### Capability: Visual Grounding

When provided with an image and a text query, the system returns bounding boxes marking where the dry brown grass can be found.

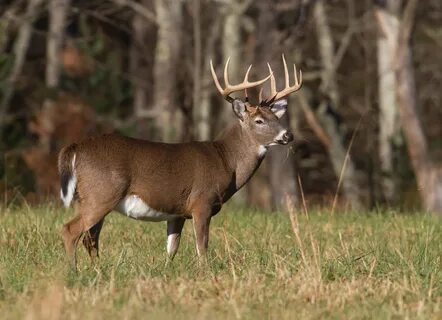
[0,204,440,319]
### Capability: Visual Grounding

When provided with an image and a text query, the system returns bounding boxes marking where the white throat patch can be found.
[258,145,268,157]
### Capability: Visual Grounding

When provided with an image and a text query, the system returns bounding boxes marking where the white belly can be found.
[115,195,176,221]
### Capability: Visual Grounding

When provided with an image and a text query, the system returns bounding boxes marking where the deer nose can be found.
[275,130,294,145]
[282,131,294,144]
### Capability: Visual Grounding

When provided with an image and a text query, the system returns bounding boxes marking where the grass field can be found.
[0,204,440,319]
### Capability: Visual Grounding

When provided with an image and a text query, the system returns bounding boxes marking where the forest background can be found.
[0,0,441,214]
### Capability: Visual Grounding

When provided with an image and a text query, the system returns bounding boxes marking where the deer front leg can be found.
[192,209,211,258]
[166,217,185,260]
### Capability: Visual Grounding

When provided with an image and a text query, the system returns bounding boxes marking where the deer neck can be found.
[215,121,266,191]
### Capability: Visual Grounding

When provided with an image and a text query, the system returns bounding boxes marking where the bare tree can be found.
[40,0,71,151]
[0,0,44,135]
[313,0,362,208]
[255,1,298,211]
[219,0,252,128]
[193,2,222,141]
[395,0,442,213]
[0,4,19,54]
[130,0,156,138]
[46,0,70,89]
[153,0,183,142]
[375,0,402,204]
[192,0,203,140]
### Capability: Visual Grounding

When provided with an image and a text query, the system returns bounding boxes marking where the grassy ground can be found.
[0,204,440,319]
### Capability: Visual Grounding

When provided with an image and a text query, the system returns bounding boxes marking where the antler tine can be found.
[244,64,252,83]
[294,65,302,87]
[210,59,224,96]
[223,57,231,87]
[244,67,272,88]
[243,65,252,102]
[282,54,289,89]
[210,58,272,102]
[271,56,303,101]
[293,63,302,88]
[258,87,264,103]
[260,56,303,104]
[267,63,277,98]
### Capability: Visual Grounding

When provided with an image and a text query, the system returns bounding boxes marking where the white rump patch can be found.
[60,154,77,207]
[116,195,176,222]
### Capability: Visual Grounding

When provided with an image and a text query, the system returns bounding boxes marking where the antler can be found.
[210,58,272,103]
[260,54,302,104]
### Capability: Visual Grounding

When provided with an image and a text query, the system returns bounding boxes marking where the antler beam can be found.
[262,54,303,103]
[210,58,272,102]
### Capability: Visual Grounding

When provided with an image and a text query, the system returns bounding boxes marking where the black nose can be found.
[283,131,294,143]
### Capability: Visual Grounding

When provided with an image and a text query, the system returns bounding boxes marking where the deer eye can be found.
[255,119,264,125]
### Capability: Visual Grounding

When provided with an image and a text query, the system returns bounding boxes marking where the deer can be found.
[59,55,302,270]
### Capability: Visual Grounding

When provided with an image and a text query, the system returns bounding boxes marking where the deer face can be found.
[232,98,294,147]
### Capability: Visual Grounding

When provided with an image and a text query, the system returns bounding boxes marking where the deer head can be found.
[210,55,302,147]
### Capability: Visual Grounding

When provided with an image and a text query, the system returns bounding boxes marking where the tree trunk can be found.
[220,1,242,129]
[153,0,183,142]
[194,6,221,141]
[267,117,299,210]
[130,0,156,138]
[218,0,253,131]
[41,0,71,151]
[313,0,362,208]
[395,0,442,213]
[192,0,202,141]
[254,1,298,211]
[46,0,70,89]
[375,0,401,204]
[0,5,19,54]
[0,0,44,136]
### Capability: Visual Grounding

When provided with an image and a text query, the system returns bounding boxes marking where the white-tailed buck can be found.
[59,56,302,269]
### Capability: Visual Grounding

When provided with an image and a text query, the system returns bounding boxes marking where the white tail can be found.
[59,152,77,207]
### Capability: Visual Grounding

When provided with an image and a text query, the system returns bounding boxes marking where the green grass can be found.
[0,204,441,319]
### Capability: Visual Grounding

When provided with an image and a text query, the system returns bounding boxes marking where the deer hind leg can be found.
[62,204,108,271]
[61,213,84,271]
[82,218,105,261]
[166,218,185,260]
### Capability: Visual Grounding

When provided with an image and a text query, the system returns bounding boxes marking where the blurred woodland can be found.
[0,0,441,213]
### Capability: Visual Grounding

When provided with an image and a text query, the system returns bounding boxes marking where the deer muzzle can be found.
[275,130,294,145]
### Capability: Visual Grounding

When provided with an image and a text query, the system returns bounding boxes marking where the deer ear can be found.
[271,99,288,118]
[232,99,247,121]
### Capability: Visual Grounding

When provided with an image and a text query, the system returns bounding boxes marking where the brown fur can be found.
[59,103,292,269]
